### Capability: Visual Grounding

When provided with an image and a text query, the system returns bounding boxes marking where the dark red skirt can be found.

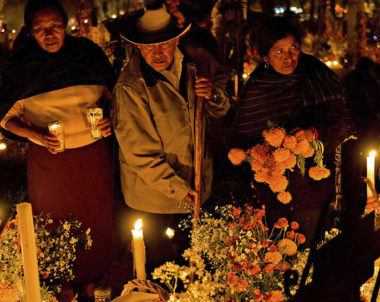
[27,139,114,286]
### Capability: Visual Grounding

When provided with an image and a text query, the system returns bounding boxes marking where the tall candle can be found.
[367,151,376,198]
[16,202,42,302]
[131,219,146,280]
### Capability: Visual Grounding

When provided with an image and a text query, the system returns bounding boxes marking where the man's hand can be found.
[182,189,197,203]
[195,77,213,100]
[366,196,380,214]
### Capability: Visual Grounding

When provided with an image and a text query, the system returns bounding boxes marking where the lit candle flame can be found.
[134,219,142,231]
[165,227,175,239]
[0,142,6,150]
[370,150,377,157]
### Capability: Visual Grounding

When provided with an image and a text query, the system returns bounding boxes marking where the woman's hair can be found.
[255,16,304,58]
[24,0,68,34]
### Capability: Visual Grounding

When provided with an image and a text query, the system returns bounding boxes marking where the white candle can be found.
[16,202,42,302]
[367,150,376,198]
[131,219,146,280]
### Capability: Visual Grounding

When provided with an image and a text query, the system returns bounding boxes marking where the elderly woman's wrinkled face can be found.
[31,8,65,53]
[264,35,301,75]
[138,38,179,72]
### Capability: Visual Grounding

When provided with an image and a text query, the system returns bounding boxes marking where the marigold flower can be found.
[304,129,315,142]
[227,237,236,245]
[263,127,286,147]
[264,251,282,265]
[278,153,296,170]
[250,159,263,172]
[232,208,241,217]
[265,290,286,302]
[274,217,288,229]
[249,144,271,164]
[286,230,295,239]
[233,262,243,271]
[263,263,275,273]
[268,175,288,193]
[228,222,235,228]
[273,148,290,163]
[254,171,268,183]
[302,146,315,158]
[281,261,291,271]
[227,272,238,285]
[296,233,306,244]
[239,216,245,224]
[277,238,298,256]
[236,279,249,292]
[308,166,331,180]
[290,221,299,230]
[250,265,261,276]
[253,288,264,301]
[282,135,297,150]
[254,209,266,220]
[277,191,292,204]
[269,245,278,252]
[292,138,310,155]
[294,129,306,139]
[228,148,247,166]
[261,240,269,248]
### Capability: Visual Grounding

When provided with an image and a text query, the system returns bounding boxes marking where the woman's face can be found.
[264,35,301,75]
[31,8,65,53]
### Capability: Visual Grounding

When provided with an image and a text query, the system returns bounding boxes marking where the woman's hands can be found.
[98,117,112,137]
[366,196,380,215]
[40,133,61,154]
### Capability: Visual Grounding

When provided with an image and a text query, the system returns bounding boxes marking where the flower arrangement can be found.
[228,122,330,204]
[0,213,92,301]
[152,205,306,301]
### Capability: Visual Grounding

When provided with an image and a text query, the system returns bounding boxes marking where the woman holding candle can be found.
[232,16,352,247]
[0,0,116,300]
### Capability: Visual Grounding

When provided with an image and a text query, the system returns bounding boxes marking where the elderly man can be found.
[112,2,229,269]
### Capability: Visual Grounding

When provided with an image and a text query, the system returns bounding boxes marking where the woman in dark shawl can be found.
[233,17,351,247]
[0,0,116,300]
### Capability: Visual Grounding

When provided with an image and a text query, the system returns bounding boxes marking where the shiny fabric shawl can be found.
[234,53,350,153]
[0,35,116,140]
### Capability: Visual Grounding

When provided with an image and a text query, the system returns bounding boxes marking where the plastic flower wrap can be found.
[228,122,330,204]
[153,205,306,301]
[0,213,92,301]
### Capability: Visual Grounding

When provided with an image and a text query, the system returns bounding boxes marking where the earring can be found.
[264,61,269,69]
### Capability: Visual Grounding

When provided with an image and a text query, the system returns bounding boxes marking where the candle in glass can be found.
[367,150,376,198]
[131,219,146,280]
[17,202,42,302]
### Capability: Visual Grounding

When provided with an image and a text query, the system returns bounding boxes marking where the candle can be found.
[234,74,238,97]
[131,219,146,280]
[165,227,175,240]
[367,150,376,198]
[16,202,42,302]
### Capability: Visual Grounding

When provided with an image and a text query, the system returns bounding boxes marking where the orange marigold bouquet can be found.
[228,122,330,204]
[152,205,306,301]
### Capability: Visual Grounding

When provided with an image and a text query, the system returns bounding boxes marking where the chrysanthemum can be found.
[292,138,310,155]
[264,251,282,265]
[302,146,315,158]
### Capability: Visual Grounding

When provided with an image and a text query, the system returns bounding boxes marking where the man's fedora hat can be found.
[121,3,191,45]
